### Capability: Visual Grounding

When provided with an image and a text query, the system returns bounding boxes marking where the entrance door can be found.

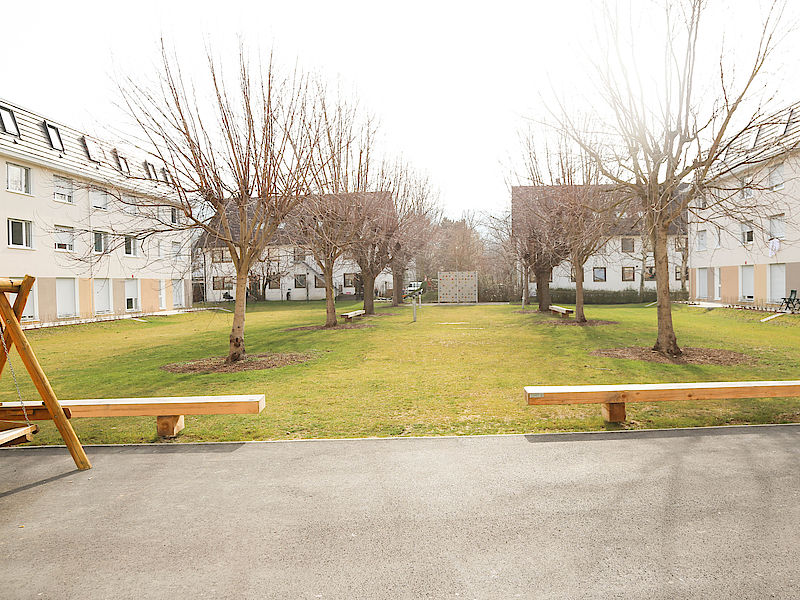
[697,268,708,299]
[741,265,754,301]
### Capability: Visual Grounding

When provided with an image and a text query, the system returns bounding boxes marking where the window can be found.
[697,196,708,210]
[7,163,31,194]
[293,248,306,263]
[143,161,158,180]
[592,267,607,282]
[697,268,709,298]
[768,164,784,190]
[741,223,754,244]
[211,248,232,263]
[621,237,634,253]
[643,266,656,281]
[84,137,104,162]
[93,279,112,314]
[0,106,20,137]
[675,266,688,282]
[294,274,307,288]
[172,279,185,307]
[315,275,325,288]
[344,273,357,287]
[171,241,181,257]
[696,230,707,251]
[622,267,635,282]
[116,151,130,175]
[740,177,754,199]
[124,279,140,311]
[769,214,785,240]
[56,278,77,318]
[675,236,687,251]
[90,188,108,210]
[155,239,162,257]
[170,207,179,224]
[158,280,166,310]
[268,276,281,290]
[54,226,74,251]
[45,122,64,151]
[124,236,138,256]
[8,219,33,248]
[122,195,138,215]
[784,109,795,135]
[93,231,108,253]
[741,264,755,301]
[213,276,234,291]
[53,175,74,203]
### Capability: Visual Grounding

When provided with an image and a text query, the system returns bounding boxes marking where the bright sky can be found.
[2,0,799,217]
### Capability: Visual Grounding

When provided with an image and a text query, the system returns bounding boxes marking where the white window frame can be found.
[116,152,130,175]
[158,280,166,310]
[53,175,74,204]
[53,225,75,252]
[171,241,181,258]
[124,279,141,312]
[170,207,179,224]
[172,279,185,308]
[8,218,33,249]
[93,278,113,315]
[769,214,785,240]
[8,279,38,321]
[741,223,754,245]
[124,236,138,257]
[56,277,79,318]
[7,162,31,194]
[768,163,785,191]
[90,187,108,210]
[696,230,707,251]
[93,231,108,254]
[84,136,104,163]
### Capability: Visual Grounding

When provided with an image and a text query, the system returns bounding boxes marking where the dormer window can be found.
[0,106,20,137]
[45,122,64,151]
[144,161,158,180]
[84,136,103,163]
[784,109,795,136]
[116,151,130,175]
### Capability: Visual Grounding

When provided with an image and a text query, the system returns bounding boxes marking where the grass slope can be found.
[2,301,799,444]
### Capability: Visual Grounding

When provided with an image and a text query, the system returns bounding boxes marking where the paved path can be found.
[2,425,799,599]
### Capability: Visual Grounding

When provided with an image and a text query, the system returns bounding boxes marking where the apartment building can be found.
[689,102,800,306]
[197,231,393,302]
[511,185,688,297]
[0,99,192,324]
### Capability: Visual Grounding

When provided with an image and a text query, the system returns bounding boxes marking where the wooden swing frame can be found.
[0,275,91,470]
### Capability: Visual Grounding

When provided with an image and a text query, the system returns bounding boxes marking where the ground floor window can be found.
[315,275,325,288]
[675,266,688,281]
[56,278,77,318]
[125,279,140,311]
[173,279,185,307]
[93,278,112,314]
[158,280,166,309]
[741,265,754,301]
[622,267,635,282]
[643,266,656,281]
[592,267,606,282]
[213,276,233,291]
[344,273,357,287]
[295,274,307,288]
[8,218,33,248]
[268,276,281,290]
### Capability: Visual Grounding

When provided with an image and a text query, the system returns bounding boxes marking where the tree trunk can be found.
[574,261,586,323]
[652,226,681,356]
[324,266,337,327]
[639,249,646,301]
[535,267,551,312]
[392,264,404,307]
[362,271,376,315]
[521,263,528,309]
[680,245,688,294]
[226,265,249,363]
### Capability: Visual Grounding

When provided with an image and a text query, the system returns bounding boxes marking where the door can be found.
[697,268,708,299]
[172,279,184,308]
[56,278,77,317]
[741,265,754,301]
[93,278,111,314]
[769,264,786,304]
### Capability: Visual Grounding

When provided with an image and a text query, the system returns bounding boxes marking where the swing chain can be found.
[0,318,31,426]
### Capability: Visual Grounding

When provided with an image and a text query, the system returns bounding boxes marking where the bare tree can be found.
[119,44,318,362]
[550,0,787,355]
[349,190,396,314]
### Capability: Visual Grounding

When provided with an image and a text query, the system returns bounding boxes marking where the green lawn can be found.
[3,301,800,444]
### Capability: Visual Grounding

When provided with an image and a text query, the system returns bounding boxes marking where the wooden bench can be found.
[549,305,574,318]
[524,381,800,423]
[0,394,265,438]
[340,309,366,322]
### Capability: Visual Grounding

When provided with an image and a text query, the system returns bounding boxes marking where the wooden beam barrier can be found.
[524,381,800,423]
[0,275,34,378]
[0,277,26,294]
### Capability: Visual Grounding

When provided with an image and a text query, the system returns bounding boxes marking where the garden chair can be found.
[779,290,798,312]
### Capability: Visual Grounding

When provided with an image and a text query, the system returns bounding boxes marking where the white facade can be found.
[528,233,688,295]
[0,99,192,323]
[198,244,393,302]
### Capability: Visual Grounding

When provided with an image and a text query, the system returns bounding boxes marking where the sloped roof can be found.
[720,100,800,171]
[0,97,172,198]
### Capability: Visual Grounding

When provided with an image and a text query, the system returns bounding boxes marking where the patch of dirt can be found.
[284,323,373,331]
[548,319,618,327]
[162,352,314,374]
[366,312,399,317]
[513,310,538,314]
[590,346,755,365]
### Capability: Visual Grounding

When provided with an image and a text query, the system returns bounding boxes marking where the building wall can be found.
[688,154,800,305]
[1,152,193,323]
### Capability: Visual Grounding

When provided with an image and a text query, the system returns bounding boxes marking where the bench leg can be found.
[157,415,185,438]
[601,402,626,423]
